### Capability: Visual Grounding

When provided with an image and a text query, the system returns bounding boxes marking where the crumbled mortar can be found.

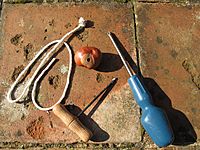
[10,34,22,46]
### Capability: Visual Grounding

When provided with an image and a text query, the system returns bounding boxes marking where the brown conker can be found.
[74,47,102,69]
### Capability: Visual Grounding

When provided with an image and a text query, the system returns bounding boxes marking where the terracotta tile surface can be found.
[0,3,140,143]
[136,3,200,145]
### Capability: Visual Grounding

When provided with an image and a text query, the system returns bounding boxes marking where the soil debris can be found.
[24,43,34,61]
[170,49,178,59]
[156,36,163,44]
[11,65,24,81]
[151,51,158,59]
[96,73,104,83]
[10,34,22,46]
[48,75,60,89]
[65,22,72,29]
[43,36,48,41]
[26,116,44,139]
[48,19,55,26]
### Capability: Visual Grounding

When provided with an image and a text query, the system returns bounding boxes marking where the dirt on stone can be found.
[64,22,72,29]
[26,116,44,139]
[11,65,24,81]
[48,75,60,89]
[14,130,23,137]
[48,19,55,27]
[96,73,104,83]
[10,34,22,46]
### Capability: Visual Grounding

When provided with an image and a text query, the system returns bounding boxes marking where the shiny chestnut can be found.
[74,47,102,69]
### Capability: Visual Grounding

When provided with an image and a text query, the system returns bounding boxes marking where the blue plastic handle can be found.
[128,75,174,147]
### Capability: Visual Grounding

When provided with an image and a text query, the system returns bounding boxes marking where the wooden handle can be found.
[53,104,93,142]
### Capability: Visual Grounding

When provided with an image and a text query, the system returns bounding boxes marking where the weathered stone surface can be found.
[0,2,140,143]
[136,3,200,145]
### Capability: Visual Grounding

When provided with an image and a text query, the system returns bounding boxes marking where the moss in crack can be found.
[32,0,43,3]
[170,0,189,3]
[46,0,54,3]
[4,0,32,3]
[114,0,129,3]
[0,142,143,149]
[4,0,132,3]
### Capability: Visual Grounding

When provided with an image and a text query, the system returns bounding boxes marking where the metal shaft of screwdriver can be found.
[77,78,117,117]
[107,32,134,77]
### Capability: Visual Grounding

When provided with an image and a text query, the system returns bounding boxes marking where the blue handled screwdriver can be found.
[108,32,174,147]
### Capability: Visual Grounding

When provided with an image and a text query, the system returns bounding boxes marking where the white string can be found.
[6,17,87,111]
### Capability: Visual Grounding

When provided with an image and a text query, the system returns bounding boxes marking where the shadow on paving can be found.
[110,33,197,146]
[144,78,197,145]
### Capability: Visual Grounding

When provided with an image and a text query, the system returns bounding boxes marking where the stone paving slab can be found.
[0,2,140,143]
[136,2,200,146]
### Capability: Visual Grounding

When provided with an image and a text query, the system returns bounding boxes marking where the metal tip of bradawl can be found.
[110,78,118,86]
[112,77,118,82]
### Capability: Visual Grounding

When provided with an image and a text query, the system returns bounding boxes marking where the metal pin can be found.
[107,32,134,77]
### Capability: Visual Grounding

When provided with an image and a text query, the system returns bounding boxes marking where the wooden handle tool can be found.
[53,104,92,142]
[53,78,117,142]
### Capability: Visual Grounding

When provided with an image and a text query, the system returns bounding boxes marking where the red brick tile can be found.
[136,3,200,145]
[0,3,140,143]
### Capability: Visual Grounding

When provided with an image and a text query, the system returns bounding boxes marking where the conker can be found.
[74,47,102,69]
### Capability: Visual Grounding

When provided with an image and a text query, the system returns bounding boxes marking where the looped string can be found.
[6,17,87,111]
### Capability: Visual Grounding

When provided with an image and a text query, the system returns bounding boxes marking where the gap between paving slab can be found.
[137,0,200,4]
[0,2,141,144]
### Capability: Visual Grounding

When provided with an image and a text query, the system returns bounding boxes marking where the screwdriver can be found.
[108,32,174,147]
[53,78,117,142]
